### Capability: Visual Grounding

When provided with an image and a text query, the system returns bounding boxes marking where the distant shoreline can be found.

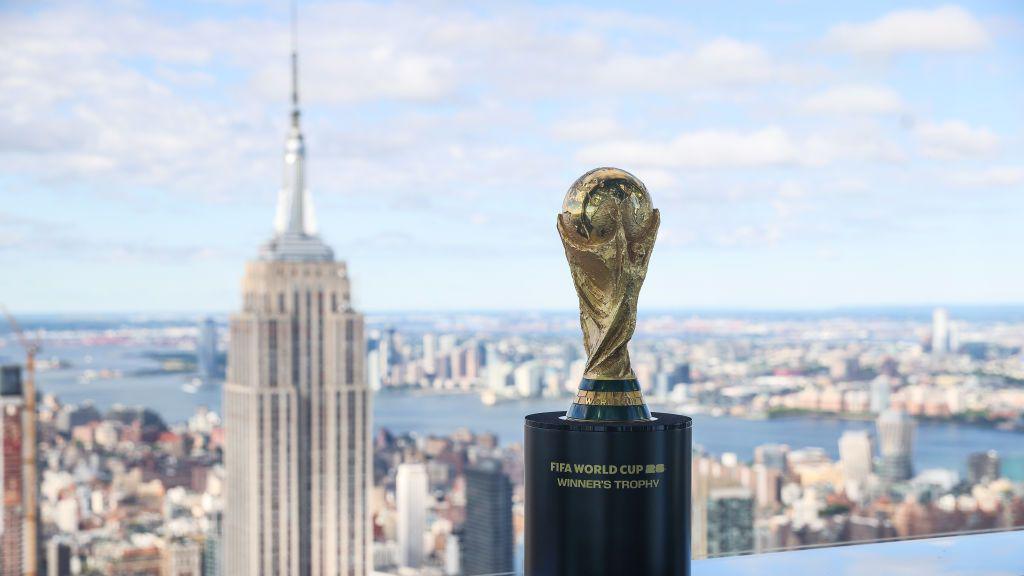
[767,407,1024,433]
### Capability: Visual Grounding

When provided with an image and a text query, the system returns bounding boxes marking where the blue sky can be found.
[0,1,1021,313]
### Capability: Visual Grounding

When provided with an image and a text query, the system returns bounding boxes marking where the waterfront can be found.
[27,344,1024,475]
[374,391,1024,475]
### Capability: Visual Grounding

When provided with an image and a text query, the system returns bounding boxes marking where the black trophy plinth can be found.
[524,411,692,576]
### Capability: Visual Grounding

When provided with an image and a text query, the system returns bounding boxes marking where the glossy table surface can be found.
[695,530,1024,575]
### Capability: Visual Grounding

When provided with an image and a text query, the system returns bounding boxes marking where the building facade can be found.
[197,318,218,388]
[223,40,371,576]
[838,430,874,484]
[164,539,202,576]
[1,365,24,576]
[877,409,915,483]
[45,538,73,576]
[202,511,223,576]
[462,460,513,576]
[931,307,951,356]
[706,487,754,557]
[395,463,428,569]
[967,450,1001,485]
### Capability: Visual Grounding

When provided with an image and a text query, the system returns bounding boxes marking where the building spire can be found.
[261,0,333,262]
[290,0,300,129]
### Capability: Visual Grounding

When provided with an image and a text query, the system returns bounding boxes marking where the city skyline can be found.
[2,299,1023,571]
[1,1,1023,313]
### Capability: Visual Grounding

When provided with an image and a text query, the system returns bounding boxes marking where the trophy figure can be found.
[525,168,692,576]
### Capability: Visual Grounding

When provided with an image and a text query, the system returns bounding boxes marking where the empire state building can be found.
[224,38,371,576]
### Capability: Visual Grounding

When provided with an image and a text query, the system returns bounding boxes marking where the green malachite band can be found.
[566,378,653,422]
[577,378,642,392]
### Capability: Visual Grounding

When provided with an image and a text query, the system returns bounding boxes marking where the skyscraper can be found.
[202,511,223,576]
[706,487,754,557]
[462,460,513,576]
[931,307,951,356]
[395,463,428,569]
[164,539,202,576]
[877,409,915,484]
[869,376,891,414]
[422,333,437,377]
[1,365,24,576]
[967,450,1001,485]
[838,430,874,484]
[753,444,789,473]
[197,317,218,388]
[223,23,371,576]
[45,538,72,576]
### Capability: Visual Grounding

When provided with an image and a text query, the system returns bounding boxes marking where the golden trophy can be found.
[558,167,659,420]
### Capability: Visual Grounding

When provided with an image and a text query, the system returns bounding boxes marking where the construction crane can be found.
[1,307,39,576]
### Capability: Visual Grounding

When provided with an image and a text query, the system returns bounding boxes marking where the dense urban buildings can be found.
[222,41,371,576]
[1,307,1023,573]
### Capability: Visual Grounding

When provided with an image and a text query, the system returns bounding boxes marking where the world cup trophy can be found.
[557,167,660,421]
[525,168,692,576]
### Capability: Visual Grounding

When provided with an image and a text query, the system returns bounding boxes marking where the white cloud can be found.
[599,37,783,90]
[577,128,802,169]
[633,169,678,190]
[803,84,904,115]
[827,5,989,56]
[952,166,1024,187]
[715,224,782,248]
[576,127,906,170]
[0,2,796,208]
[778,181,806,199]
[551,117,621,141]
[916,120,998,159]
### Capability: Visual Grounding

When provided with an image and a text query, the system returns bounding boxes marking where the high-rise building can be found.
[164,539,202,576]
[706,487,754,557]
[422,334,438,377]
[869,376,892,414]
[223,27,371,576]
[443,532,461,576]
[486,360,513,392]
[45,538,73,576]
[877,410,915,483]
[396,463,429,569]
[931,308,951,356]
[197,317,218,388]
[1,365,24,576]
[751,464,781,508]
[753,444,789,473]
[967,450,1001,485]
[838,430,874,484]
[514,361,543,398]
[202,511,223,576]
[462,460,513,576]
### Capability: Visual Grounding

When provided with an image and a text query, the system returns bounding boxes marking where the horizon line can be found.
[7,302,1024,318]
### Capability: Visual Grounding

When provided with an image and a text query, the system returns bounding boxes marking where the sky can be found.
[0,0,1022,313]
